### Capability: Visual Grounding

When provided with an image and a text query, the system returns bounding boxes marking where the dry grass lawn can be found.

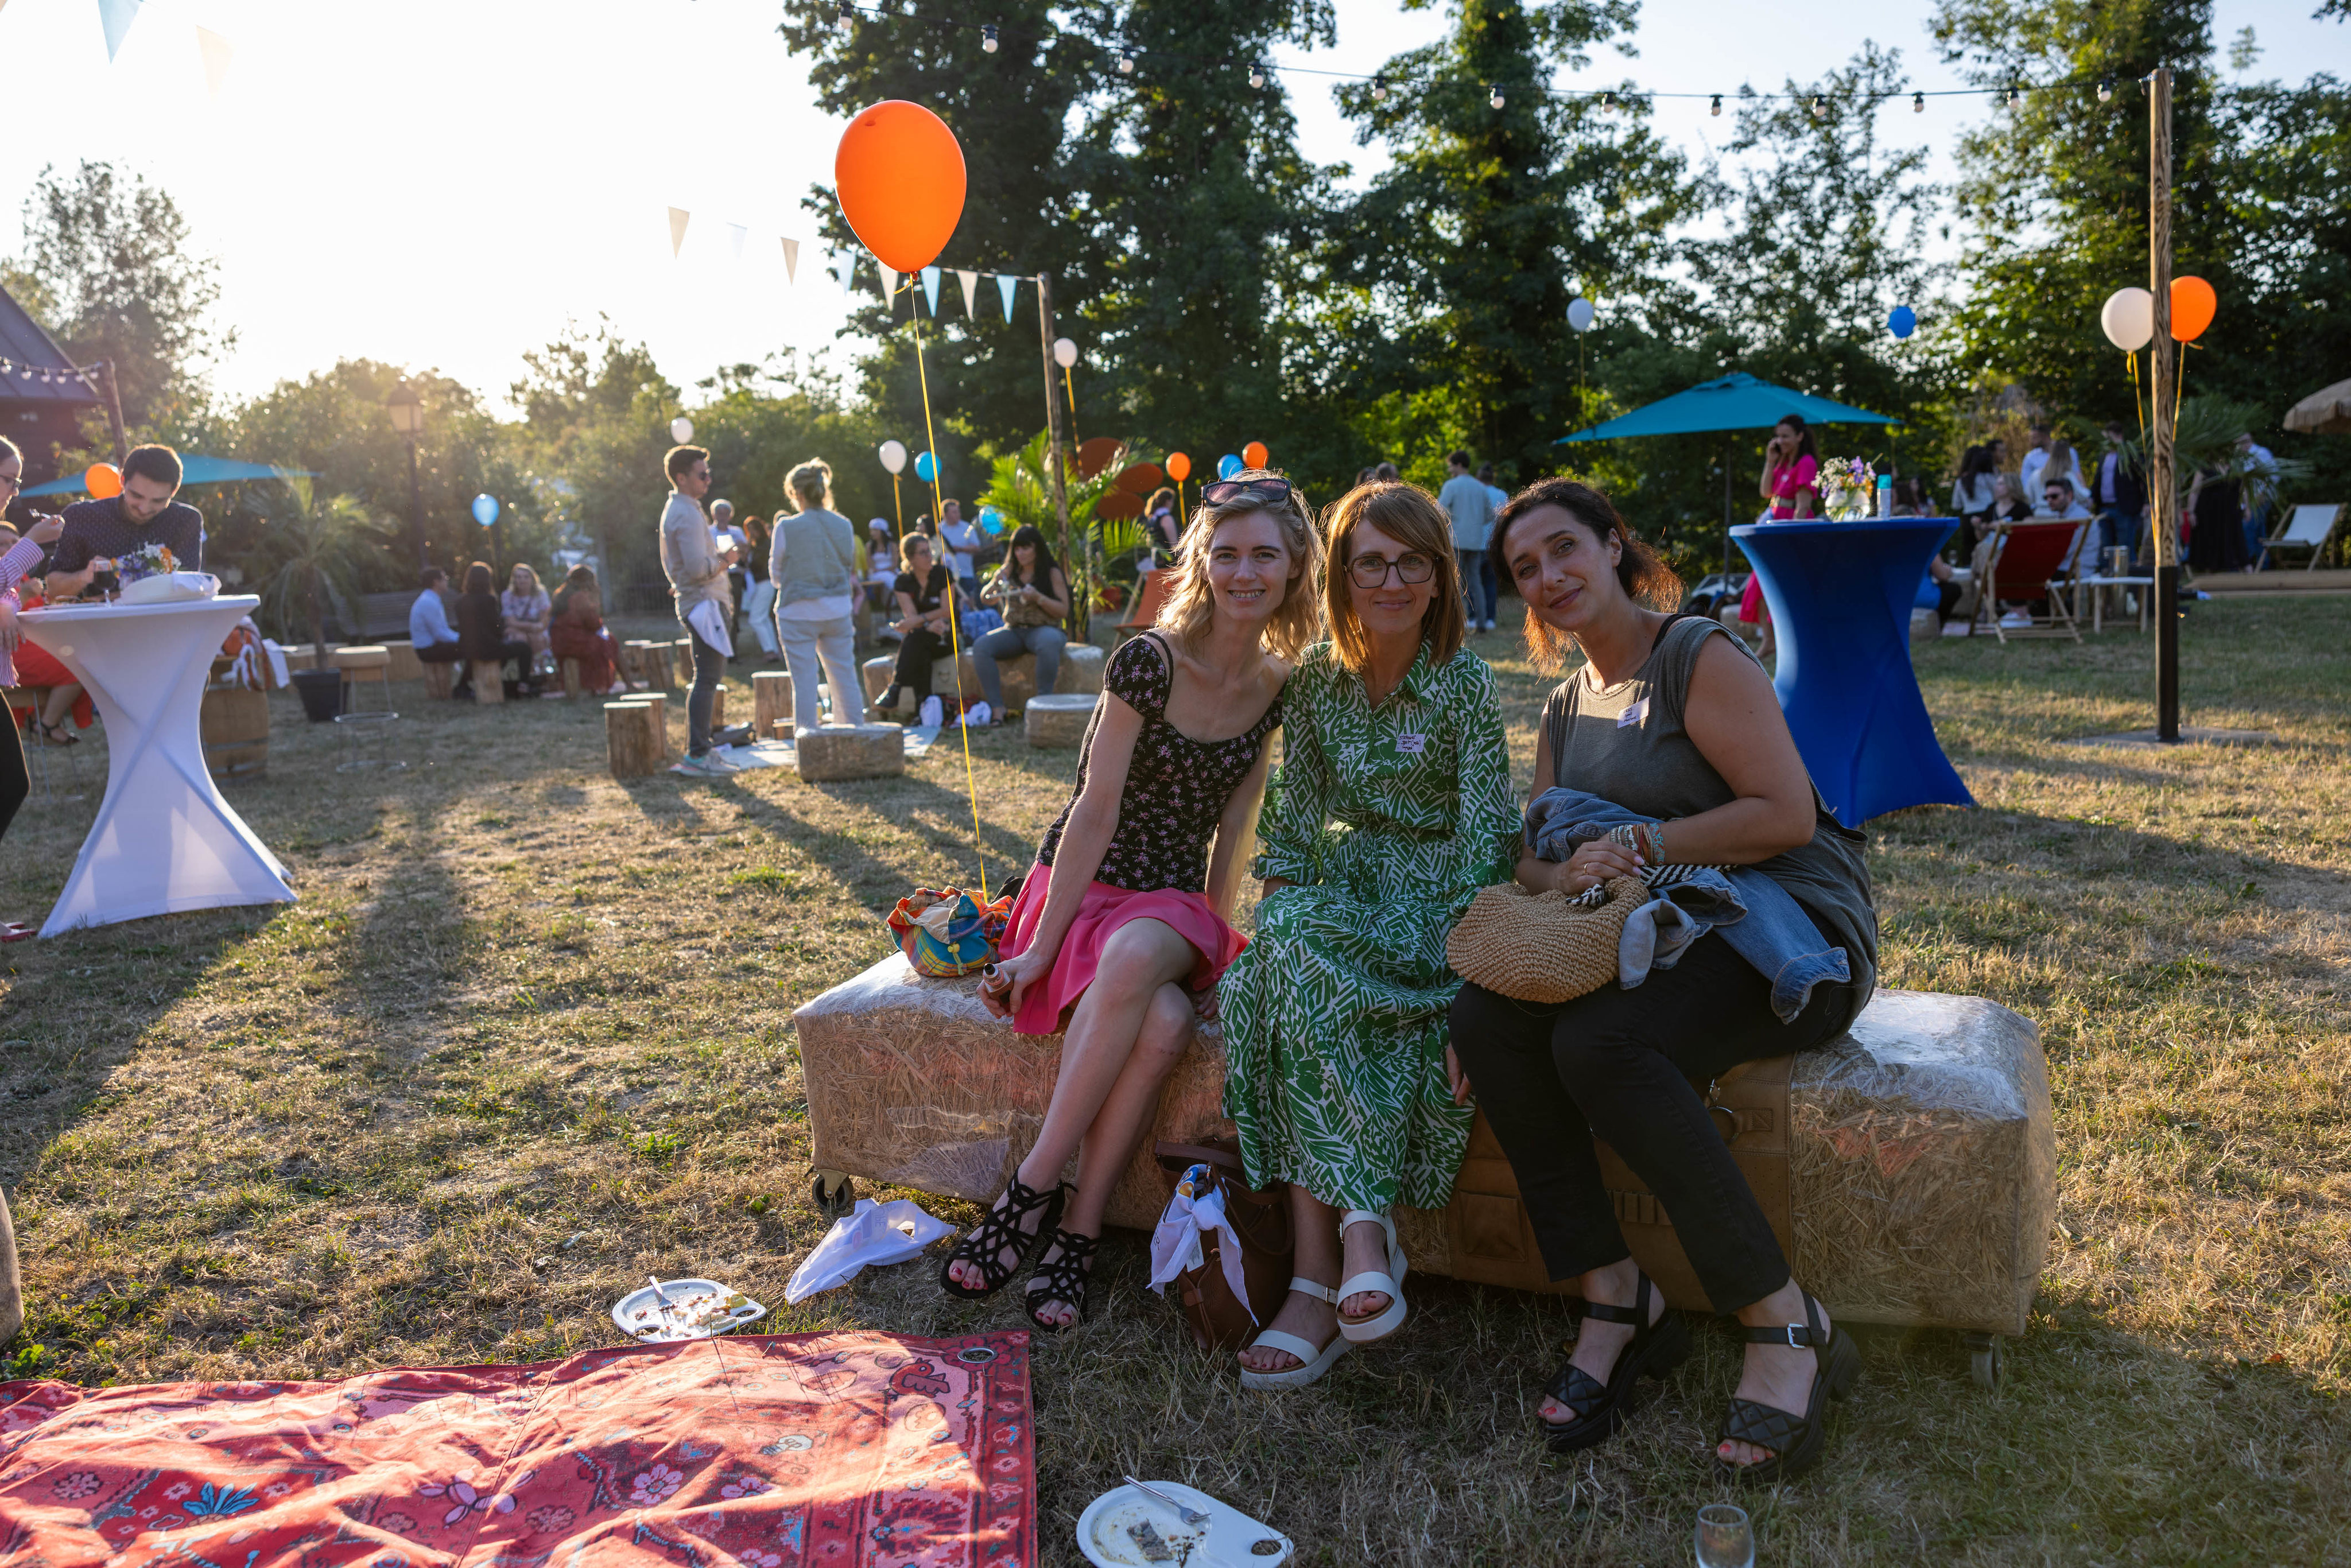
[3,597,2347,1565]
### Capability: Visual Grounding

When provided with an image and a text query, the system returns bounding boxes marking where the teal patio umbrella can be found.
[1555,372,1899,576]
[22,453,317,496]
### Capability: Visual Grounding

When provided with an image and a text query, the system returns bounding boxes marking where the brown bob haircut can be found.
[1320,482,1465,674]
[1494,478,1683,672]
[1154,469,1322,660]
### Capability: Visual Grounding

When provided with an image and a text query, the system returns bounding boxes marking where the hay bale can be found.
[1026,693,1097,748]
[925,641,1109,711]
[862,655,906,710]
[796,723,904,782]
[793,953,1227,1231]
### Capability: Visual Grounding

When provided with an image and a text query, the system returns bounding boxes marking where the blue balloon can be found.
[976,506,1003,537]
[914,451,938,483]
[1888,305,1917,339]
[1217,453,1243,480]
[471,493,499,526]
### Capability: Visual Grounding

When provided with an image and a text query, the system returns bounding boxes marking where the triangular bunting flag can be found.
[921,266,942,316]
[97,0,142,60]
[196,25,233,96]
[956,270,980,320]
[781,237,800,283]
[878,263,899,302]
[667,207,690,258]
[831,249,857,293]
[996,273,1019,324]
[728,223,747,261]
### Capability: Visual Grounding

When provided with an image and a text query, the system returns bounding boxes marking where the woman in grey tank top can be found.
[1447,478,1877,1484]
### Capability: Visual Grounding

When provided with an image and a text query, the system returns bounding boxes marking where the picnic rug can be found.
[0,1329,1035,1567]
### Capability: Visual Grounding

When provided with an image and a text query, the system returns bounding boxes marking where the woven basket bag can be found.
[1445,875,1650,1004]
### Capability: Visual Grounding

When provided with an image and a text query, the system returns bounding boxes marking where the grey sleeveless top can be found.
[1541,615,1877,1000]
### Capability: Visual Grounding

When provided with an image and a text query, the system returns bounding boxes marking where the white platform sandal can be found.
[1237,1279,1354,1390]
[1336,1209,1409,1344]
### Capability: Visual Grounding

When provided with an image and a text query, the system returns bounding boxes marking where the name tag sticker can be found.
[1616,699,1650,728]
[1396,733,1427,754]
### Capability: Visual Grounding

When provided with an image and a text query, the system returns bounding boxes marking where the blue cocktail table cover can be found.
[1731,517,1974,826]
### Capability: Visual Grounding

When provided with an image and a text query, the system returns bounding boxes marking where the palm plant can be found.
[2118,395,2311,537]
[977,431,1126,632]
[257,476,378,670]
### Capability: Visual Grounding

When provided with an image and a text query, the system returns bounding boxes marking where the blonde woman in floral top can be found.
[1221,481,1519,1390]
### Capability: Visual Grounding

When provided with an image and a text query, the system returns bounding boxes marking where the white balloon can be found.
[1566,297,1596,333]
[878,440,908,475]
[1053,337,1078,368]
[670,416,694,444]
[2100,287,2155,352]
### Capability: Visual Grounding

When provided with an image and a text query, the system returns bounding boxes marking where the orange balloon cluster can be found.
[2170,275,2216,343]
[835,101,967,275]
[85,462,122,499]
[1241,440,1269,470]
[1165,452,1192,482]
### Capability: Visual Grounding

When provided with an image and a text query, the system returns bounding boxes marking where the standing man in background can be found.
[1477,462,1507,632]
[937,499,982,600]
[1437,450,1495,633]
[711,498,750,645]
[659,445,738,777]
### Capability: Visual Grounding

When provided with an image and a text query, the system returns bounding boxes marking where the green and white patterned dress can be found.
[1219,640,1520,1211]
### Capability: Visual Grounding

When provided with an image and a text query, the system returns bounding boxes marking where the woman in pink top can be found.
[1737,415,1822,654]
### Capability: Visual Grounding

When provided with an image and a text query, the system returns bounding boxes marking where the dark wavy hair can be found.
[1003,524,1059,587]
[1493,478,1683,672]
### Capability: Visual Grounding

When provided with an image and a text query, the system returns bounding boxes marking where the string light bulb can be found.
[2098,78,2115,102]
[835,1,852,36]
[1913,91,1925,114]
[1371,75,1387,102]
[1248,60,1265,88]
[1489,84,1504,108]
[1117,47,1135,73]
[1710,94,1722,117]
[1600,90,1616,112]
[2005,84,2022,109]
[1811,94,1826,118]
[981,22,998,52]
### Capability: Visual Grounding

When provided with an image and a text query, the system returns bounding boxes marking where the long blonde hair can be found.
[1320,482,1464,674]
[787,459,836,514]
[1153,470,1322,660]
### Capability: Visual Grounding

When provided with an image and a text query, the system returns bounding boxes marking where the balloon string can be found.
[2128,352,2147,446]
[910,301,990,904]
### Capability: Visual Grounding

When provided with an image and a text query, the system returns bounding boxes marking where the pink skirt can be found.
[1000,860,1247,1037]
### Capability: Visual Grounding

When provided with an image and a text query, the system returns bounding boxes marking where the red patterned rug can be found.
[0,1329,1034,1567]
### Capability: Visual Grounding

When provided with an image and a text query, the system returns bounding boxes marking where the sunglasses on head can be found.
[1199,475,1294,507]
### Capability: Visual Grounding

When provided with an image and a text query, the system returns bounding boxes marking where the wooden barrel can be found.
[200,685,270,779]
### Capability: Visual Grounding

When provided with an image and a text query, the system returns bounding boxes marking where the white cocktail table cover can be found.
[20,595,294,937]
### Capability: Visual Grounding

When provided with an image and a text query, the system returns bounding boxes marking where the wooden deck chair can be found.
[1112,568,1170,644]
[1977,520,2085,643]
[2258,503,2342,571]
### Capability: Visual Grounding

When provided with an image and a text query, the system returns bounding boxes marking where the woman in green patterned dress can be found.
[1221,481,1520,1388]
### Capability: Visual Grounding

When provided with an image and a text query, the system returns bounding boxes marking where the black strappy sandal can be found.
[1024,1227,1099,1333]
[937,1174,1066,1300]
[1539,1271,1692,1452]
[1713,1291,1861,1484]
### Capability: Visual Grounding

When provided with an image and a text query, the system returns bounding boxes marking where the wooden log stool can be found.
[561,658,585,700]
[381,640,425,684]
[626,641,669,691]
[1025,693,1097,748]
[470,662,507,705]
[796,724,904,782]
[673,638,695,688]
[199,685,270,779]
[753,670,793,737]
[420,659,455,700]
[329,645,393,714]
[604,700,664,779]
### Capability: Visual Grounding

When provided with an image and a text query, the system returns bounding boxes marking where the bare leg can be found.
[1027,981,1195,1328]
[1719,1278,1829,1468]
[40,685,79,731]
[944,917,1197,1292]
[1237,1185,1341,1373]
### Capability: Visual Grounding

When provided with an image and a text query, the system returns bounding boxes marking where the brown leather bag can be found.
[1152,1139,1294,1351]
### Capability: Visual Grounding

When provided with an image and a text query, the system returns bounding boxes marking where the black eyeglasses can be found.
[1348,550,1436,588]
[1200,476,1294,507]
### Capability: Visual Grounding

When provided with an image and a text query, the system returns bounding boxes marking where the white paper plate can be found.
[608,1278,767,1344]
[1075,1481,1292,1568]
[118,572,219,604]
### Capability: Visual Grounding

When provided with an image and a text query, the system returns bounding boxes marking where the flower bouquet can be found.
[1816,457,1878,520]
[117,542,180,585]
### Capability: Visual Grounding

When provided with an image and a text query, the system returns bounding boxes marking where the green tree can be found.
[507,322,681,597]
[254,478,380,661]
[9,161,231,431]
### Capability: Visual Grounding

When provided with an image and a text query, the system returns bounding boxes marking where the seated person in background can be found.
[456,560,536,700]
[0,451,76,755]
[410,567,467,692]
[876,534,955,721]
[972,525,1070,722]
[549,565,624,694]
[2036,479,2096,576]
[501,564,554,672]
[44,444,204,600]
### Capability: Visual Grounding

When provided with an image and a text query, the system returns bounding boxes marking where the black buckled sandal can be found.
[1539,1271,1691,1453]
[1713,1292,1861,1484]
[938,1174,1067,1300]
[1024,1227,1099,1333]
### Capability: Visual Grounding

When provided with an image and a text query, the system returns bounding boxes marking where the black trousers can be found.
[0,715,27,843]
[1448,931,1856,1314]
[686,628,726,756]
[893,627,951,701]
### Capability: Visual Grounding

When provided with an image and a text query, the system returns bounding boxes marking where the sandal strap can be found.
[1739,1291,1830,1348]
[944,1176,1065,1291]
[1287,1277,1339,1305]
[1574,1270,1655,1328]
[1542,1361,1609,1420]
[1718,1395,1805,1457]
[1026,1228,1097,1322]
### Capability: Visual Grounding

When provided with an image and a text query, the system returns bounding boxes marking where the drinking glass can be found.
[1694,1503,1754,1568]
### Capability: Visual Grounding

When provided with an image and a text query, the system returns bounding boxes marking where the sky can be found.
[1,0,2342,417]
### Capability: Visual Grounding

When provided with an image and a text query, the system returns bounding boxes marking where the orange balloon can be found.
[1241,440,1269,470]
[835,101,967,275]
[2170,275,2216,343]
[1165,451,1192,482]
[86,462,122,499]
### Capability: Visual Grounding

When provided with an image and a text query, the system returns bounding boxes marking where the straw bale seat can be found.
[797,723,903,782]
[860,643,1105,716]
[1025,693,1097,747]
[793,962,2053,1365]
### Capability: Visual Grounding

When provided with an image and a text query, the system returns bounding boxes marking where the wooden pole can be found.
[2148,66,2179,743]
[1037,270,1083,640]
[96,360,128,465]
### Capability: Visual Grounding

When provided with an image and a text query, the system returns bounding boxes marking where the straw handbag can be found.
[1445,875,1648,1004]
